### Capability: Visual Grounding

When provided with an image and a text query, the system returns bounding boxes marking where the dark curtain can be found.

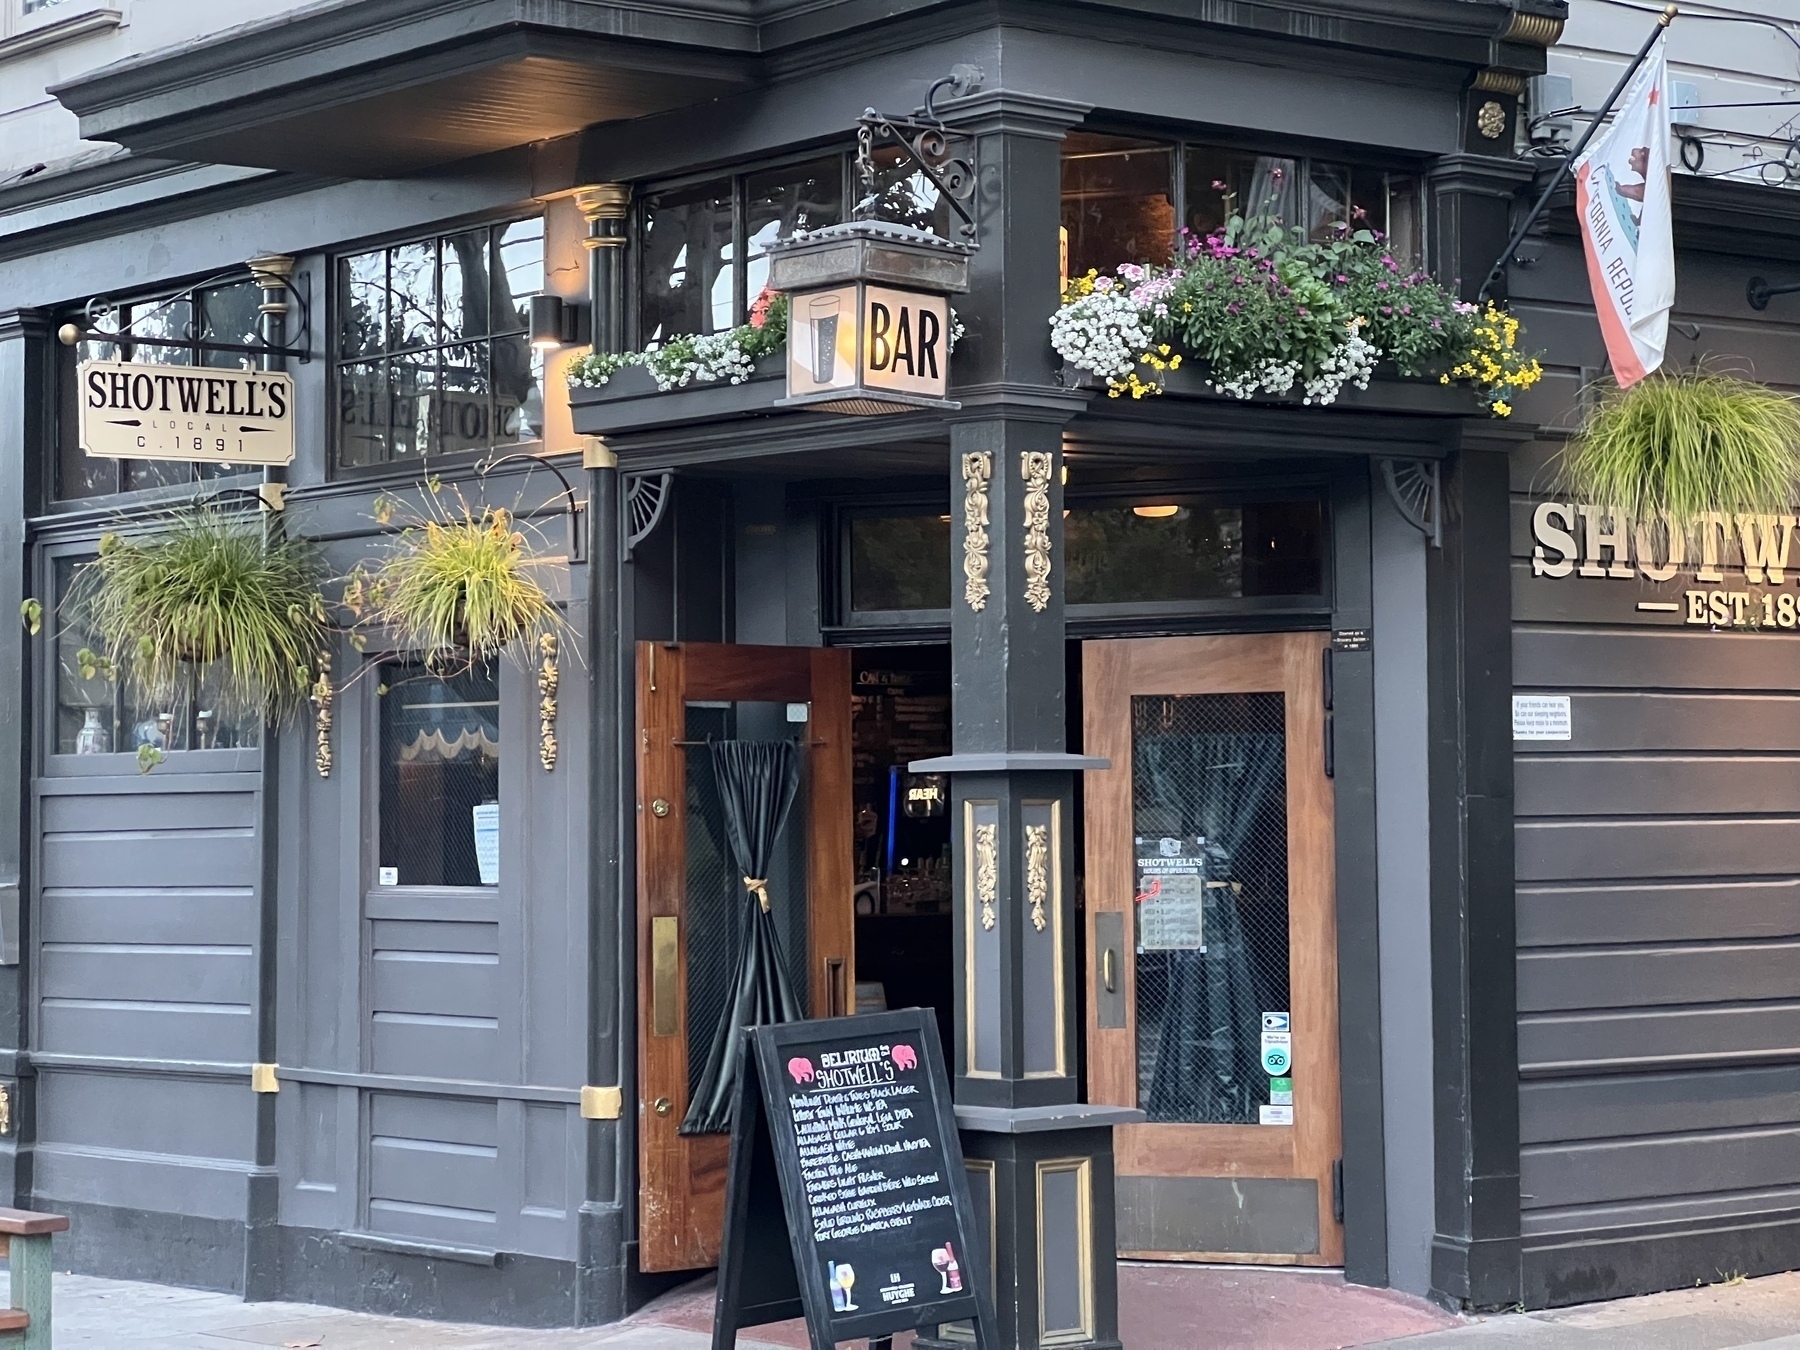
[680,739,805,1134]
[1138,731,1284,1123]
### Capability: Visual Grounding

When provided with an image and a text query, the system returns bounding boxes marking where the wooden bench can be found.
[0,1209,68,1348]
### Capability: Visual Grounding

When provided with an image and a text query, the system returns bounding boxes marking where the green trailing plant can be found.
[71,507,326,723]
[348,490,560,670]
[1563,371,1800,528]
[568,291,789,392]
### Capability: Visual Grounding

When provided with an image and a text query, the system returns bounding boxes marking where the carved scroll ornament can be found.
[1020,451,1054,612]
[1024,823,1049,932]
[975,821,998,930]
[962,451,992,611]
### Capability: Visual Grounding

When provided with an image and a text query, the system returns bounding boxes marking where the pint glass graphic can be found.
[809,294,841,384]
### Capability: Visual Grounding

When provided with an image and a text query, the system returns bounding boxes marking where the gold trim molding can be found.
[539,633,560,771]
[1025,822,1049,932]
[580,1085,623,1120]
[1021,451,1053,612]
[975,821,999,930]
[1501,12,1564,46]
[1035,1157,1096,1343]
[311,652,333,778]
[251,1063,280,1094]
[1473,69,1528,97]
[962,451,992,611]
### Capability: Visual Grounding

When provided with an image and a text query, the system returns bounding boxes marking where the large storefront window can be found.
[337,219,544,471]
[1059,134,1424,278]
[378,661,501,889]
[55,277,263,500]
[51,556,260,755]
[640,157,844,344]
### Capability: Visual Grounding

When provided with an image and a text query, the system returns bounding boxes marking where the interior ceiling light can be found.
[1132,504,1181,519]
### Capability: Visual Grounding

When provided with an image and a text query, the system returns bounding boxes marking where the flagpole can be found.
[1474,3,1678,303]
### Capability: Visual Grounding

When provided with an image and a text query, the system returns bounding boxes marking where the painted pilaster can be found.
[911,89,1134,1350]
[0,311,45,1208]
[577,184,632,1324]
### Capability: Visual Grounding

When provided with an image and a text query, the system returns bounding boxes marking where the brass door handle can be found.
[653,1097,672,1117]
[1102,947,1116,993]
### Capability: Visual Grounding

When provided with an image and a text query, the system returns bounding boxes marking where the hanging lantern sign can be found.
[766,221,971,415]
[77,358,295,466]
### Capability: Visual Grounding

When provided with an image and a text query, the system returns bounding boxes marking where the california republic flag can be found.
[1575,34,1675,387]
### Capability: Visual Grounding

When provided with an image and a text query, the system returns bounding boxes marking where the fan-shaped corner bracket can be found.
[1377,457,1442,549]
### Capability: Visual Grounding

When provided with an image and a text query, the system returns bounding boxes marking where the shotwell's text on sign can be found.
[78,359,295,467]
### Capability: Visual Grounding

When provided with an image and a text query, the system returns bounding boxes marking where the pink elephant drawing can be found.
[891,1044,919,1072]
[787,1057,816,1084]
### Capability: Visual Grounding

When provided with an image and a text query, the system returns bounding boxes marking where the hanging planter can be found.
[568,291,789,392]
[1051,207,1541,415]
[72,506,326,729]
[350,494,561,672]
[1563,370,1800,526]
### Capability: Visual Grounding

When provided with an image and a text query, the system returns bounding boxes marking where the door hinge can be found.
[1331,1158,1345,1224]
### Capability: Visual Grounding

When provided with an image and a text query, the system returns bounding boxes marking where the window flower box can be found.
[1059,360,1487,418]
[569,352,785,436]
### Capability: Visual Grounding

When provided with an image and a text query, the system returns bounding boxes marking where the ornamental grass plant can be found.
[352,494,560,671]
[1564,370,1800,528]
[75,506,326,721]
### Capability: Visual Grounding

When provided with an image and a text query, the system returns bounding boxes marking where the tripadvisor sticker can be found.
[1260,1012,1292,1076]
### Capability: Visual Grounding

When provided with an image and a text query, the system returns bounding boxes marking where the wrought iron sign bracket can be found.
[62,267,315,364]
[623,469,675,561]
[855,67,982,243]
[1378,458,1442,548]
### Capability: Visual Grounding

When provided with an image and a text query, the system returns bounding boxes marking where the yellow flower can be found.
[1492,401,1511,417]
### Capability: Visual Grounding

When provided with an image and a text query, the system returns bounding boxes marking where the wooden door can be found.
[1083,633,1341,1265]
[636,641,853,1272]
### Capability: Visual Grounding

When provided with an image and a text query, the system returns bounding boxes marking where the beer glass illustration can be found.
[808,294,841,385]
[836,1262,858,1310]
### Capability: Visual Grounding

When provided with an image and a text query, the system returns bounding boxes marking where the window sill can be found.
[1,4,122,64]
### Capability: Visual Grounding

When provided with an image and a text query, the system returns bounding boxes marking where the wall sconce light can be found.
[529,294,583,349]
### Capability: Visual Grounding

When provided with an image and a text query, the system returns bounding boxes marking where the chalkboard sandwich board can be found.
[712,1007,994,1350]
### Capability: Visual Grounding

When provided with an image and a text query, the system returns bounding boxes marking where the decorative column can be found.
[575,183,632,1324]
[244,253,295,1299]
[910,88,1135,1350]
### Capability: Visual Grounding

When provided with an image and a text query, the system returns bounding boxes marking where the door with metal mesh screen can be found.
[681,702,812,1100]
[1131,692,1288,1125]
[1084,634,1341,1266]
[635,642,853,1272]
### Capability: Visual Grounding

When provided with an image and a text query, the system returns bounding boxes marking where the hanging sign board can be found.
[712,1008,994,1350]
[784,283,954,411]
[78,359,295,467]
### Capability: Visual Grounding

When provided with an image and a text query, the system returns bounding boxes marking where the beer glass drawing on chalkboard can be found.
[827,1261,858,1311]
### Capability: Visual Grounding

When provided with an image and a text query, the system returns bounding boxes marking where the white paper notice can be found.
[1259,1105,1294,1126]
[472,802,500,885]
[1512,695,1572,741]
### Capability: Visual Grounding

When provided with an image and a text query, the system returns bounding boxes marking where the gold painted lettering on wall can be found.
[1532,500,1800,630]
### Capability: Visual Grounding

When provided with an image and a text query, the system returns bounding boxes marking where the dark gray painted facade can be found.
[1507,215,1800,1307]
[46,0,1800,1332]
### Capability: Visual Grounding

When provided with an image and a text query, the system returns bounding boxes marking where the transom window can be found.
[841,495,1327,621]
[336,218,544,471]
[55,276,263,501]
[640,157,845,343]
[1061,131,1424,281]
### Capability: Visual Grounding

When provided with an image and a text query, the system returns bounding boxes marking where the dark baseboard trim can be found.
[33,1201,645,1328]
[1524,1209,1800,1309]
[45,1199,246,1293]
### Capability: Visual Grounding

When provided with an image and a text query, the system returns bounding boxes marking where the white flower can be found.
[1050,284,1154,379]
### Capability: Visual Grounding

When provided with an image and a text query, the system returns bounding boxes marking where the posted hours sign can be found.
[78,359,295,467]
[711,1008,994,1350]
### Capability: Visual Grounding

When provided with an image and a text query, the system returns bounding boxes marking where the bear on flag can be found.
[1575,32,1675,388]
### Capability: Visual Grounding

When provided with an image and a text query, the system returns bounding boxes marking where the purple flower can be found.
[1381,306,1393,316]
[1336,274,1349,284]
[1352,206,1368,221]
[1376,281,1390,292]
[1227,302,1242,315]
[1297,306,1308,316]
[1212,179,1228,190]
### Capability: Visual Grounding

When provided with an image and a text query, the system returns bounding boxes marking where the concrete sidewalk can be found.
[15,1262,1800,1348]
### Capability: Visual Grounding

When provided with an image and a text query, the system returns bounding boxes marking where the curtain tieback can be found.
[744,877,772,912]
